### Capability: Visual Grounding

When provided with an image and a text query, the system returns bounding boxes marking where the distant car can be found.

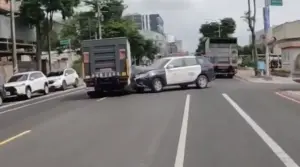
[4,71,49,99]
[47,68,79,90]
[131,56,215,93]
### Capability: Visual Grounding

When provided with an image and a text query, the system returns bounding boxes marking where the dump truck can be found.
[204,38,238,78]
[81,37,132,98]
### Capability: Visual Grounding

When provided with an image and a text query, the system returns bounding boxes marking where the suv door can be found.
[183,57,201,83]
[29,73,39,92]
[64,69,72,85]
[165,58,185,85]
[197,57,215,79]
[34,72,45,90]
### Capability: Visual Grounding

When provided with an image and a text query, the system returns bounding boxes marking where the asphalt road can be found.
[0,78,300,167]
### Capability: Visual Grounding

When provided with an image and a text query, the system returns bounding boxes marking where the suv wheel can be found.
[25,87,32,99]
[151,78,163,92]
[0,95,3,106]
[196,75,208,89]
[73,78,79,88]
[43,84,49,95]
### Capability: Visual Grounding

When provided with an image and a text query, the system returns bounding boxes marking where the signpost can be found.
[263,0,282,78]
[270,0,282,6]
[59,39,72,67]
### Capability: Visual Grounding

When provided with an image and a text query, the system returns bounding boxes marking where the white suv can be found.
[4,71,49,99]
[47,68,79,90]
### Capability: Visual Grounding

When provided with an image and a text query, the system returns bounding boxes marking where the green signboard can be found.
[60,39,70,46]
[271,0,282,6]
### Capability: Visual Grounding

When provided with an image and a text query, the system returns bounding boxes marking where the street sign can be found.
[60,39,70,46]
[263,7,270,33]
[270,0,282,6]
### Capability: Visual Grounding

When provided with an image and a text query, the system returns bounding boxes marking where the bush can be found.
[271,69,290,77]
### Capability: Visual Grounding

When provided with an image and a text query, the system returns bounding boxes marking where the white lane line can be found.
[96,97,106,102]
[174,94,190,167]
[0,130,31,146]
[0,86,85,110]
[275,92,300,104]
[0,89,84,115]
[222,93,299,167]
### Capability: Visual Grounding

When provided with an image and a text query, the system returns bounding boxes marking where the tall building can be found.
[124,13,164,35]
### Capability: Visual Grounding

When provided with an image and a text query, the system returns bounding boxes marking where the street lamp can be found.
[9,0,18,74]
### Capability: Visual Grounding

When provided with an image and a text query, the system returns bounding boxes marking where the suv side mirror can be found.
[166,64,174,69]
[29,77,35,81]
[64,73,68,76]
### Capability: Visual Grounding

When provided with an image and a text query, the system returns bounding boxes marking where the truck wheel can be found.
[227,74,234,78]
[151,78,163,92]
[135,87,144,93]
[87,90,103,98]
[196,75,208,89]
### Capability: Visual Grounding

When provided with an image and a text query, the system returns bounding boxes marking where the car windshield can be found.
[148,58,170,69]
[47,71,64,77]
[8,74,28,83]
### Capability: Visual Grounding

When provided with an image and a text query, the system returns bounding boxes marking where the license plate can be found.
[100,68,112,72]
[6,92,10,96]
[218,66,228,69]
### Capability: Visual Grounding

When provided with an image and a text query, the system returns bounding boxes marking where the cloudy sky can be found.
[122,0,300,52]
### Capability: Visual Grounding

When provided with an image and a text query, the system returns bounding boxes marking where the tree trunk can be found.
[36,25,42,71]
[46,13,52,73]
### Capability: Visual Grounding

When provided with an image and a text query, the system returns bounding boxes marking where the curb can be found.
[234,75,250,82]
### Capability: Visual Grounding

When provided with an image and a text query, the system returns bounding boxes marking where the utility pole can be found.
[264,0,270,77]
[97,2,102,39]
[218,24,221,37]
[10,0,18,74]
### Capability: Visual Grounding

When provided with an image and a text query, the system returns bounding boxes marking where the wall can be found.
[0,15,36,41]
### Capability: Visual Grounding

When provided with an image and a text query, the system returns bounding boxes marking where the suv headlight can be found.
[135,71,154,79]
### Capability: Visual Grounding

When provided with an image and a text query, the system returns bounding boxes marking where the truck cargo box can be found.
[81,37,132,92]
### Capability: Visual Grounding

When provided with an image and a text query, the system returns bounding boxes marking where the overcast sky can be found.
[123,0,300,52]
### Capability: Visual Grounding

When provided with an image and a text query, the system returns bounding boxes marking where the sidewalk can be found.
[235,70,297,84]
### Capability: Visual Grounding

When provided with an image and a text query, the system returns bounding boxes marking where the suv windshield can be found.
[148,58,170,69]
[8,74,28,83]
[47,71,64,77]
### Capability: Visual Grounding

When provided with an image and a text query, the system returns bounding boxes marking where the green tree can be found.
[19,0,45,70]
[60,0,158,63]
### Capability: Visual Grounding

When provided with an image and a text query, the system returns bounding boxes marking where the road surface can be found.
[0,78,300,167]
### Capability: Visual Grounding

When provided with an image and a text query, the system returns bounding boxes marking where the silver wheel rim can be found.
[45,85,49,94]
[26,89,31,98]
[154,80,162,91]
[199,76,207,87]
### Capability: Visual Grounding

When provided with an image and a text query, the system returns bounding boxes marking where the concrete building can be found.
[138,30,167,57]
[124,13,164,35]
[251,20,300,76]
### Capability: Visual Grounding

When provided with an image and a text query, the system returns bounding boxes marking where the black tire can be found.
[0,95,3,106]
[61,80,67,90]
[87,90,103,98]
[180,84,188,89]
[43,84,49,95]
[135,87,144,93]
[25,87,32,99]
[73,78,79,88]
[227,74,234,78]
[196,75,208,89]
[151,78,163,93]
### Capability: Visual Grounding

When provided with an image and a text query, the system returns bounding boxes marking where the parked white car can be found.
[47,68,79,90]
[4,71,49,99]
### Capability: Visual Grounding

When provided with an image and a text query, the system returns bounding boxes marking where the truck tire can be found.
[87,90,103,98]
